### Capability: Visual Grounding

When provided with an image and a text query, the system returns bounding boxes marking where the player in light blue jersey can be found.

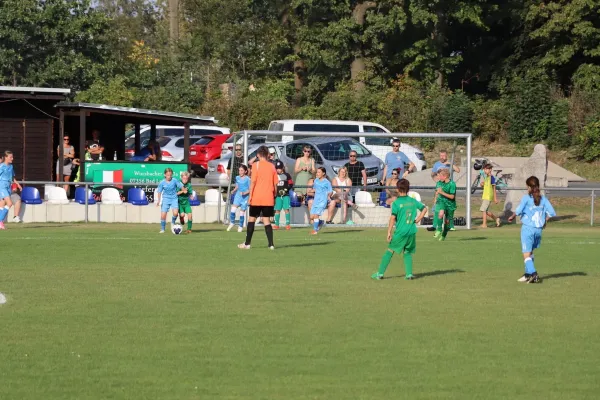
[156,168,184,233]
[508,176,556,283]
[228,165,250,233]
[0,151,22,230]
[309,167,333,235]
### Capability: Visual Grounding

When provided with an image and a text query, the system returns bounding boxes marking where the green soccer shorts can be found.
[275,196,291,211]
[389,233,417,254]
[179,203,192,214]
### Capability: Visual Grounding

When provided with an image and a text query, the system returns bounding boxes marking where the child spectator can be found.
[178,171,194,234]
[274,161,293,230]
[309,167,333,235]
[372,179,427,280]
[434,168,456,241]
[480,164,501,228]
[228,165,251,233]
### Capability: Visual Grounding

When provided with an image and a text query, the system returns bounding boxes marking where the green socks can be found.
[285,212,290,226]
[187,220,192,230]
[403,253,413,276]
[442,218,450,238]
[378,250,394,275]
[275,213,281,226]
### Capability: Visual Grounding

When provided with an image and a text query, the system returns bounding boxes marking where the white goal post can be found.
[232,130,473,229]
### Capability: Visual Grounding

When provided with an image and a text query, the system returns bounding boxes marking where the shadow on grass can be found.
[387,269,465,280]
[458,237,487,241]
[22,224,75,229]
[543,272,587,280]
[279,241,334,249]
[320,230,364,234]
[553,215,577,222]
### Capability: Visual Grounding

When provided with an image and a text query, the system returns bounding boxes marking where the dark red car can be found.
[190,134,232,177]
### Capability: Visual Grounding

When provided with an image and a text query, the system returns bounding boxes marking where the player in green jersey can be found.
[178,171,194,234]
[434,168,456,241]
[372,179,427,280]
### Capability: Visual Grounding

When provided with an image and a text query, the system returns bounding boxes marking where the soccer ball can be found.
[171,224,183,235]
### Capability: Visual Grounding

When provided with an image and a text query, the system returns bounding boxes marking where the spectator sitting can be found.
[326,167,356,225]
[385,168,401,206]
[10,183,21,223]
[130,140,159,162]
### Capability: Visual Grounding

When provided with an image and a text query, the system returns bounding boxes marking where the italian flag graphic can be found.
[93,169,124,188]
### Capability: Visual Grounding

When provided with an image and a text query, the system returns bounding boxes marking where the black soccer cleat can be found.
[426,226,436,232]
[526,273,541,284]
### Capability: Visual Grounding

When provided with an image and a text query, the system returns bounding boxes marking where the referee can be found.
[238,146,279,250]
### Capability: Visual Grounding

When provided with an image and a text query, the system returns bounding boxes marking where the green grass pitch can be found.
[1,223,600,399]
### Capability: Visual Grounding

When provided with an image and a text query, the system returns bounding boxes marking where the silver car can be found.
[205,142,284,187]
[279,137,384,185]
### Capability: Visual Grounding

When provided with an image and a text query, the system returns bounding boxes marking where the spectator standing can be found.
[87,129,105,160]
[480,164,500,228]
[343,150,366,195]
[227,145,245,184]
[381,139,414,184]
[294,146,316,201]
[238,146,279,250]
[56,135,74,192]
[432,150,460,174]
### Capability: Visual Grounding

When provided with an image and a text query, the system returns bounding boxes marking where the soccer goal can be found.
[222,130,473,229]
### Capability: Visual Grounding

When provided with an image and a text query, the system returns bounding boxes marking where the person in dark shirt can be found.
[274,161,293,230]
[227,145,245,184]
[343,150,366,194]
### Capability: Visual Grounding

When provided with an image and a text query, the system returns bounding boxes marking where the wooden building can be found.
[0,86,70,183]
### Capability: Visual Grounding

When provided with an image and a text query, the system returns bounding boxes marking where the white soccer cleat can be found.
[227,223,234,231]
[12,216,21,223]
[517,274,530,282]
[238,243,251,250]
[159,230,165,234]
[237,226,243,233]
[269,246,275,250]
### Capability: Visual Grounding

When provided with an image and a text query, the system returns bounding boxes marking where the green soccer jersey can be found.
[391,196,425,237]
[178,182,193,205]
[437,180,457,210]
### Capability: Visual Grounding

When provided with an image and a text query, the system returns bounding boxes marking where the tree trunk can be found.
[293,44,305,106]
[351,1,376,91]
[168,0,179,46]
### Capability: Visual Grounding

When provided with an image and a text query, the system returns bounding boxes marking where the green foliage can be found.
[76,76,135,107]
[547,99,571,150]
[472,98,510,141]
[505,71,553,143]
[572,64,600,92]
[441,91,473,133]
[575,117,600,162]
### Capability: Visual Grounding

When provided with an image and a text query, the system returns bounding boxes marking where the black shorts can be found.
[249,205,275,218]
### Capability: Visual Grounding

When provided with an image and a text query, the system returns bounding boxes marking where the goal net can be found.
[222,130,473,229]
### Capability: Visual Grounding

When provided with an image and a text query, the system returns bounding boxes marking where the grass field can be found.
[2,223,600,399]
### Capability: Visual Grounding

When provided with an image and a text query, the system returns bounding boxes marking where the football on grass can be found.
[171,224,183,235]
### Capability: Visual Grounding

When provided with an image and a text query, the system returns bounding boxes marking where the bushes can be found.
[575,118,600,162]
[547,99,571,149]
[441,91,473,133]
[472,98,509,141]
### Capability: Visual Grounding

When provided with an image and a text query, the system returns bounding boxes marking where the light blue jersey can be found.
[0,163,14,185]
[233,175,250,210]
[516,195,556,254]
[385,151,411,178]
[515,195,556,229]
[310,177,332,215]
[157,178,183,199]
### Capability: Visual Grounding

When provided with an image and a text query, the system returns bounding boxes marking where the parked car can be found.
[278,137,384,186]
[205,142,284,188]
[267,119,427,170]
[125,125,230,160]
[157,135,208,162]
[189,134,232,177]
[220,134,268,158]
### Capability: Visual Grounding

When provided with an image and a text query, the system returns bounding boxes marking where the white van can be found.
[266,120,427,170]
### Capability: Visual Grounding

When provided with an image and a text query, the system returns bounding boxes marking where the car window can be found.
[293,124,360,132]
[317,140,371,161]
[194,137,214,145]
[286,143,305,159]
[157,137,171,147]
[364,136,391,146]
[363,125,386,133]
[307,145,323,164]
[193,129,221,135]
[163,128,184,136]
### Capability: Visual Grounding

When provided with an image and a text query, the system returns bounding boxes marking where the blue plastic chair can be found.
[21,187,43,205]
[127,188,148,206]
[75,187,96,205]
[289,190,302,207]
[190,190,201,206]
[378,191,387,206]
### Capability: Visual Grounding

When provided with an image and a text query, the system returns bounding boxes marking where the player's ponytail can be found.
[526,176,541,206]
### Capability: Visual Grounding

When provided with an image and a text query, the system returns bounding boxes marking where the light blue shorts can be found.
[161,197,179,213]
[0,182,10,199]
[310,202,326,216]
[521,225,543,253]
[233,193,249,211]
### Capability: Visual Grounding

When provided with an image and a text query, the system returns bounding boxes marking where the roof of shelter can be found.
[0,86,71,100]
[55,102,217,125]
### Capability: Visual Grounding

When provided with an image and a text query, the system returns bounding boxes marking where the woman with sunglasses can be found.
[56,135,75,193]
[294,146,315,201]
[385,168,402,206]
